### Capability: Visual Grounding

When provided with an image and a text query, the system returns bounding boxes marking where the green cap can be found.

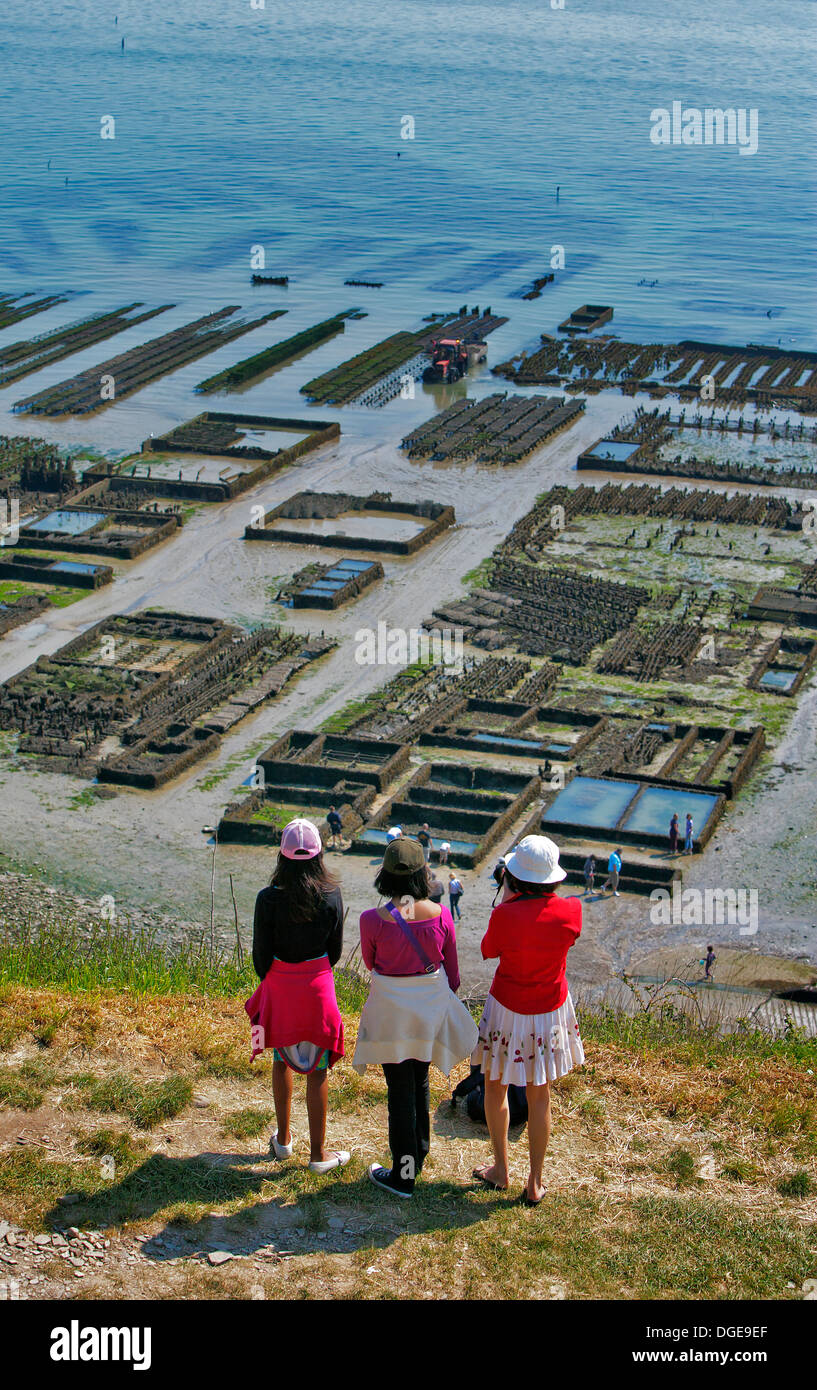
[382,836,426,875]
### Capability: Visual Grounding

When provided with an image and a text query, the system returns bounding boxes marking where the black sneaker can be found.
[367,1163,412,1198]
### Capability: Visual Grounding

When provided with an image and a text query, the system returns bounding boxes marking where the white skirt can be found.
[472,991,585,1087]
[352,969,479,1078]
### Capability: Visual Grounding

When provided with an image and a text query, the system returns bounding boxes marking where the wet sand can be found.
[1,386,816,988]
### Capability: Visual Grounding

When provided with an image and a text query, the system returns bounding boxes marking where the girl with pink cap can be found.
[245,818,349,1175]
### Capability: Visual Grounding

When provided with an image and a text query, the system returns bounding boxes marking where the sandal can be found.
[472,1165,509,1191]
[519,1187,546,1207]
[270,1131,295,1160]
[308,1150,350,1174]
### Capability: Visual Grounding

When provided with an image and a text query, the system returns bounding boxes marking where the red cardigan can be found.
[481,891,581,1015]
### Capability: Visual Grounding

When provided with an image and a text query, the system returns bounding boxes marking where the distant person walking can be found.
[438,841,451,865]
[583,855,595,894]
[603,848,622,896]
[669,813,679,854]
[685,814,694,853]
[471,836,584,1206]
[245,819,349,1175]
[417,824,433,863]
[428,869,445,905]
[704,945,716,980]
[448,871,463,920]
[326,805,342,850]
[354,838,477,1198]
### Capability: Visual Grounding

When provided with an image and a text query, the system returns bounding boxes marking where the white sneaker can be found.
[270,1131,295,1159]
[614,891,620,897]
[308,1151,350,1174]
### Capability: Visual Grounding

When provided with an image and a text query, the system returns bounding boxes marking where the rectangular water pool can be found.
[759,667,798,692]
[543,776,640,830]
[49,560,100,575]
[472,732,542,752]
[357,828,479,856]
[28,510,108,535]
[622,785,719,836]
[585,440,641,463]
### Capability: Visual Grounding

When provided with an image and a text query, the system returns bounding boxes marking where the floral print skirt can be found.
[472,991,585,1087]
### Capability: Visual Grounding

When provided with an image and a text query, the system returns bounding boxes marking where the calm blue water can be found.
[587,440,642,461]
[472,732,543,751]
[325,563,375,577]
[759,667,798,690]
[1,0,815,349]
[623,785,719,835]
[358,827,479,854]
[49,559,100,573]
[545,775,719,835]
[27,509,108,533]
[544,776,640,829]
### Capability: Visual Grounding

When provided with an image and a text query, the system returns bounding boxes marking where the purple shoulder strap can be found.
[386,903,438,975]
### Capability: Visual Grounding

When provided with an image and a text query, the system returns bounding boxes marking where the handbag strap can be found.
[386,903,438,975]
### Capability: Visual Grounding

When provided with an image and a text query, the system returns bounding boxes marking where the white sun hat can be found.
[504,834,566,885]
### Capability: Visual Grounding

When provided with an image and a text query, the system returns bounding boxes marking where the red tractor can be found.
[422,337,471,384]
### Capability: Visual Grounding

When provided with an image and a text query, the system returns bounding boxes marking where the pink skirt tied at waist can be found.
[244,956,344,1067]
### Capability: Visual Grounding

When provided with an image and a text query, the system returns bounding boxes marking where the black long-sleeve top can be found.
[252,885,344,980]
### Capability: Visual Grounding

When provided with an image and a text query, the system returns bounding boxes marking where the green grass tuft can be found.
[667,1147,697,1188]
[70,1073,193,1130]
[220,1108,274,1141]
[776,1169,814,1199]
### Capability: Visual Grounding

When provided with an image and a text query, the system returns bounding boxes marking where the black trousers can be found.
[381,1059,431,1192]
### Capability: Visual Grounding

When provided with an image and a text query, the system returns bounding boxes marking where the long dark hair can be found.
[271,852,337,925]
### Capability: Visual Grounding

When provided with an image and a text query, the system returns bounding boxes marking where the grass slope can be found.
[0,918,815,1301]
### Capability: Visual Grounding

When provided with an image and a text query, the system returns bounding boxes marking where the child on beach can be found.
[245,819,349,1175]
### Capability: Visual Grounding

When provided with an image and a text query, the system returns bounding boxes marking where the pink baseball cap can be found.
[280,818,323,860]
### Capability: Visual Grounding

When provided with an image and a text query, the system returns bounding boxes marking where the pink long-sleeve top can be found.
[359,903,461,991]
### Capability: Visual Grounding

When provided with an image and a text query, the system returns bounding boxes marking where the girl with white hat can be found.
[471,834,584,1206]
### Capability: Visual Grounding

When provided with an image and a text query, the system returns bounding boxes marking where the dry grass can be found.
[0,982,815,1299]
